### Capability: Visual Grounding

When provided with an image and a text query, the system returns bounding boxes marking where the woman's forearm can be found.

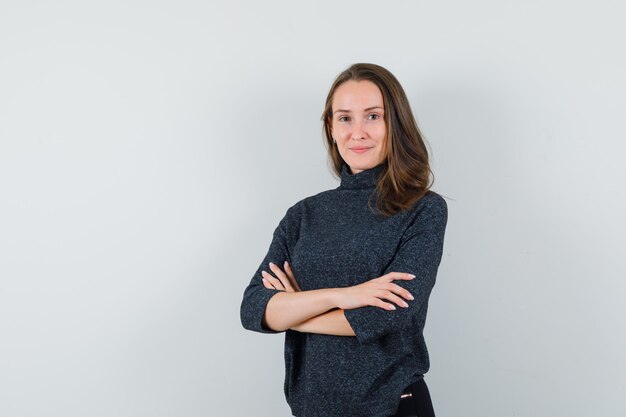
[291,308,356,336]
[262,288,338,332]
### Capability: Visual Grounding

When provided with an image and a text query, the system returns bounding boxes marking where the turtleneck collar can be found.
[338,162,386,190]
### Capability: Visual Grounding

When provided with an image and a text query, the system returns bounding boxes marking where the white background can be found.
[1,1,625,416]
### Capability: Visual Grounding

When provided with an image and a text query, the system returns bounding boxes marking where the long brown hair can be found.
[322,63,435,218]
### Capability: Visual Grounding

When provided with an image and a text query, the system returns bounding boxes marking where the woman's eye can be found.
[338,116,350,122]
[368,113,380,120]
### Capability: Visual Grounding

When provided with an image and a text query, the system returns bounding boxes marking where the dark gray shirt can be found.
[240,162,448,417]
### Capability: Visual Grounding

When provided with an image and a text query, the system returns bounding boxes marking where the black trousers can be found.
[388,378,436,417]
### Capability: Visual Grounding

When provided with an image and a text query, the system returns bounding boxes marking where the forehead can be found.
[332,80,383,110]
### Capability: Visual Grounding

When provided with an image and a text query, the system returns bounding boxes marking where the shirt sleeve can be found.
[343,193,448,345]
[240,205,298,334]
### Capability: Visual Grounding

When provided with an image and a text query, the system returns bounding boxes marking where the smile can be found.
[350,147,372,154]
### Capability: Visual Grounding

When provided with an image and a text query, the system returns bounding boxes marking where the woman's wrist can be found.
[325,287,344,309]
[301,287,343,311]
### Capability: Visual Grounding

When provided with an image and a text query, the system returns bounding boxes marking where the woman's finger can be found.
[387,282,414,301]
[261,278,275,289]
[284,261,301,292]
[376,290,409,308]
[381,272,416,282]
[373,298,397,311]
[268,262,294,292]
[375,282,414,301]
[262,270,285,291]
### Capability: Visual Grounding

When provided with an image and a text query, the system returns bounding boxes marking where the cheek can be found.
[333,125,350,138]
[374,124,387,140]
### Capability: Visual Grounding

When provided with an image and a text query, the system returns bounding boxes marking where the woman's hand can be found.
[261,261,301,292]
[334,272,416,311]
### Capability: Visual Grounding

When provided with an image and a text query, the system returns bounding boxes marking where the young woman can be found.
[240,63,448,417]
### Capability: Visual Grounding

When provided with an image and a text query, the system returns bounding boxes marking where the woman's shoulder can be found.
[422,190,448,209]
[409,190,448,221]
[278,189,332,218]
[288,188,337,210]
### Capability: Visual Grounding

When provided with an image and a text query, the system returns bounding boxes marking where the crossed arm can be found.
[260,260,414,336]
[242,195,448,342]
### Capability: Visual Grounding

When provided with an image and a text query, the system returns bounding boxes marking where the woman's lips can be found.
[351,147,372,154]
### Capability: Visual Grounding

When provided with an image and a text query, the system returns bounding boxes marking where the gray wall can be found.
[1,1,624,416]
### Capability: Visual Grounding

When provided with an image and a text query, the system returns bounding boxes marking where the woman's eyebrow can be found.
[333,106,384,114]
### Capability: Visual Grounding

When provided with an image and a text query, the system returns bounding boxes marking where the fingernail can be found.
[408,294,414,300]
[284,261,288,266]
[402,301,409,307]
[409,274,416,278]
[269,262,274,267]
[390,305,396,310]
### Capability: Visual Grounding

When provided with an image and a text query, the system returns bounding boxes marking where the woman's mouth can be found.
[350,147,372,154]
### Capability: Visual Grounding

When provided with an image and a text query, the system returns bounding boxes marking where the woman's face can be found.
[330,80,387,174]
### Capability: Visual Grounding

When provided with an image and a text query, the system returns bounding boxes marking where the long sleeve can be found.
[240,205,298,334]
[343,193,448,345]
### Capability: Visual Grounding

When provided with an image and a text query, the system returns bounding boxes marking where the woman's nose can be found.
[351,120,366,140]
